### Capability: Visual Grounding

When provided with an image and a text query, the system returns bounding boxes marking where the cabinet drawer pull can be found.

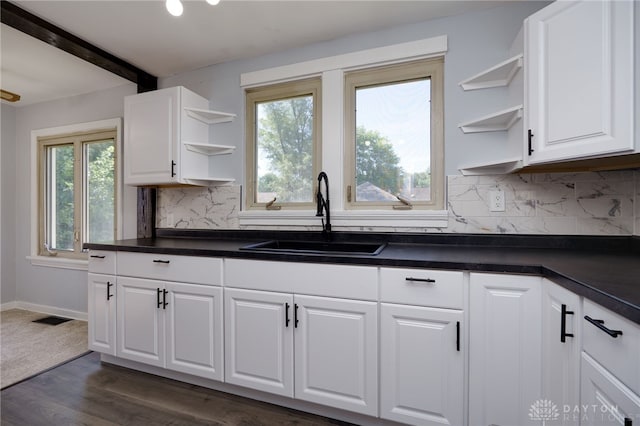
[584,315,623,338]
[405,277,436,284]
[107,282,114,301]
[560,304,574,343]
[153,259,170,264]
[157,288,162,308]
[90,255,106,259]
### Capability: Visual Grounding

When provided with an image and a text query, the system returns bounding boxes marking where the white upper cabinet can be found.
[124,86,235,186]
[525,0,635,164]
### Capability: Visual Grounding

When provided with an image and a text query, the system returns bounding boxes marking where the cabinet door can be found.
[380,303,463,426]
[542,280,581,425]
[116,276,165,367]
[526,0,634,164]
[469,273,542,426]
[88,273,116,355]
[581,352,640,426]
[124,87,179,185]
[165,282,223,381]
[294,295,378,416]
[224,288,294,397]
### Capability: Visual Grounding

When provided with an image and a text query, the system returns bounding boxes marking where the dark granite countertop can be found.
[85,230,640,325]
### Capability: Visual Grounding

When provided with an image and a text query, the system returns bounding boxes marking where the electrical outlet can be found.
[489,190,505,212]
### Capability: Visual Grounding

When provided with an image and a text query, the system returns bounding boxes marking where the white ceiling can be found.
[1,0,508,107]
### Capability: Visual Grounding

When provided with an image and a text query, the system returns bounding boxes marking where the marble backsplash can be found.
[157,170,639,236]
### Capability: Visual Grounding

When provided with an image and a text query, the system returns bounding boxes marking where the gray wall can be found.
[1,103,17,306]
[9,83,136,313]
[162,1,549,179]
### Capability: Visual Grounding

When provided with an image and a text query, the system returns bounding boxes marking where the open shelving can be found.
[183,142,236,156]
[184,108,236,124]
[459,54,523,91]
[458,105,522,134]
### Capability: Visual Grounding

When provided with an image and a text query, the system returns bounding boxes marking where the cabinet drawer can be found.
[380,268,464,309]
[117,252,222,286]
[582,299,640,395]
[88,250,116,275]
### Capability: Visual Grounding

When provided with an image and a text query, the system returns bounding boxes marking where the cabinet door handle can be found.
[528,129,535,155]
[171,160,176,177]
[153,259,170,264]
[405,277,436,284]
[624,418,632,426]
[90,255,105,259]
[285,303,290,327]
[162,289,168,309]
[157,288,162,308]
[584,315,623,338]
[107,282,114,301]
[294,304,299,328]
[456,321,460,352]
[560,304,574,343]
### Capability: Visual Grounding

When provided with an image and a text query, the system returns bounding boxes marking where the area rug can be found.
[0,309,89,389]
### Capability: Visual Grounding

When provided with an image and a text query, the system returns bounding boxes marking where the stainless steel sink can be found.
[240,240,386,256]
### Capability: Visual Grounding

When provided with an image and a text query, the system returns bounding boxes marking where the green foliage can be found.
[257,96,314,202]
[356,126,401,194]
[412,170,431,188]
[87,142,115,243]
[53,145,75,250]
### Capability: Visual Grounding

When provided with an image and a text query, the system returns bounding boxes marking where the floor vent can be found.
[32,316,73,326]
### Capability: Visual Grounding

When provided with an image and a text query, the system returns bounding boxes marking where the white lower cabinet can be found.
[541,280,581,425]
[380,303,463,426]
[224,287,378,416]
[581,352,640,426]
[469,273,542,426]
[117,276,224,380]
[88,273,116,355]
[224,288,294,396]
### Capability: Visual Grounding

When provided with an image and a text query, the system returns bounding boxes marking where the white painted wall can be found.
[162,1,549,178]
[1,103,17,307]
[10,83,136,316]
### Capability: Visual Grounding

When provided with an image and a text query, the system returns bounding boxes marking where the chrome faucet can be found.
[316,171,331,239]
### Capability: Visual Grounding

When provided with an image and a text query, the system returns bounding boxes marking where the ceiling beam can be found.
[1,1,157,93]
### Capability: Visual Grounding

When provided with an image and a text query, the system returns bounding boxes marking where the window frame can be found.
[245,77,322,210]
[29,118,123,270]
[344,57,444,211]
[239,36,449,229]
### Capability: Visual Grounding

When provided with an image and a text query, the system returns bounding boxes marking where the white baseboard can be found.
[0,301,87,321]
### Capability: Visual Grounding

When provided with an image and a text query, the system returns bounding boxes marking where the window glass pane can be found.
[355,78,431,202]
[46,144,74,251]
[256,95,314,203]
[85,140,115,243]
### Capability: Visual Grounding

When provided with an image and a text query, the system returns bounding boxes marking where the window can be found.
[344,58,444,210]
[38,129,117,258]
[245,78,322,209]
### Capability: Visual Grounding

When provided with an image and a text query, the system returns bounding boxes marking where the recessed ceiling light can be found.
[166,0,183,17]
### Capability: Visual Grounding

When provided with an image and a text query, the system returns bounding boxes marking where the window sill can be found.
[238,209,448,228]
[27,256,88,271]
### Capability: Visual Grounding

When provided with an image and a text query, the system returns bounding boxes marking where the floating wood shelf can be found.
[183,142,235,156]
[459,54,523,91]
[458,105,523,134]
[184,108,236,124]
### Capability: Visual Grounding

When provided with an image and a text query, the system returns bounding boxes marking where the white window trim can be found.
[239,36,449,229]
[28,118,123,270]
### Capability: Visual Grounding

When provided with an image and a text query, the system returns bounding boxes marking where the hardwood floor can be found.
[0,352,350,426]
